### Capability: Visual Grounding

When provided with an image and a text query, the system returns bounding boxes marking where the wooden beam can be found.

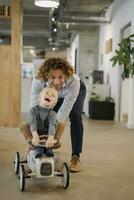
[0,46,11,126]
[10,0,22,127]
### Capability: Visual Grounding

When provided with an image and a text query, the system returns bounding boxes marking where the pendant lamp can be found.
[34,0,59,8]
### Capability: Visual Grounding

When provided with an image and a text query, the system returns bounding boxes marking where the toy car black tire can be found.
[61,162,70,189]
[19,164,25,191]
[14,152,20,174]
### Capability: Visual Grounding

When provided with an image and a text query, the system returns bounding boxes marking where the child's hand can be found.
[32,131,40,146]
[46,135,54,148]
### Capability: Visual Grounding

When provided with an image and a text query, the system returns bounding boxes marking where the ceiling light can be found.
[34,0,59,8]
[53,28,57,32]
[66,23,69,29]
[52,17,55,21]
[52,47,56,51]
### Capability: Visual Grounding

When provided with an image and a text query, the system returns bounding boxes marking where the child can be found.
[28,86,58,158]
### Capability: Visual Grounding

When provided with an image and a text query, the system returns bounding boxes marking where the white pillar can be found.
[127,77,134,129]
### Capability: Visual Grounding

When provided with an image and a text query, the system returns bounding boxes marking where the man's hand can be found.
[31,131,40,146]
[46,135,55,148]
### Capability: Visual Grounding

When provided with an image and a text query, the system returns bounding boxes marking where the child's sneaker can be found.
[35,146,43,159]
[35,152,42,159]
[45,148,54,157]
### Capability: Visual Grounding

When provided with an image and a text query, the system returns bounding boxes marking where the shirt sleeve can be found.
[29,79,44,108]
[28,107,37,133]
[48,111,58,137]
[56,75,80,122]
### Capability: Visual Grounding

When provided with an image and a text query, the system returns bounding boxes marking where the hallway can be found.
[0,117,134,200]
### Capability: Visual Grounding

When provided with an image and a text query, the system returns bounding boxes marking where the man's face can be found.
[47,69,66,90]
[39,87,58,109]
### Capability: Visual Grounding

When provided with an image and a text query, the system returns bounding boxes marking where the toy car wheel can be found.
[14,152,20,174]
[19,164,25,191]
[61,162,69,189]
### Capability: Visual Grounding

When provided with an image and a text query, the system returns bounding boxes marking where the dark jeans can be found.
[53,81,86,157]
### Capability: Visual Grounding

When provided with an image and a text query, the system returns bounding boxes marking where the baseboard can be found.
[127,123,134,129]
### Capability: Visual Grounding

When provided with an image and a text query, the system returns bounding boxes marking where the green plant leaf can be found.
[110,34,134,79]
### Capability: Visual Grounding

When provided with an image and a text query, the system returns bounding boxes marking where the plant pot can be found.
[89,101,115,120]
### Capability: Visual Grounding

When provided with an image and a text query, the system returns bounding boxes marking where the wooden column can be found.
[0,46,11,126]
[0,0,22,127]
[10,0,22,127]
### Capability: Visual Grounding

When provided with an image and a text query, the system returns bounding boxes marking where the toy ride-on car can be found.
[14,122,70,191]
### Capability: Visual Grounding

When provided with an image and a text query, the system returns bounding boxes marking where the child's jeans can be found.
[35,146,54,158]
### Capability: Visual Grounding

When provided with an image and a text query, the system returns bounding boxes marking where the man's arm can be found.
[57,75,80,122]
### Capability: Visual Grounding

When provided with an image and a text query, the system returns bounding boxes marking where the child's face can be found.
[39,87,58,109]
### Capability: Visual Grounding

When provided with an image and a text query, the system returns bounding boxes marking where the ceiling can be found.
[0,0,114,55]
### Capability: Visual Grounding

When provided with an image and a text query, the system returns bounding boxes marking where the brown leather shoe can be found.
[70,155,81,172]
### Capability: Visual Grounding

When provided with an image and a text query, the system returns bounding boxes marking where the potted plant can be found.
[110,34,134,79]
[110,34,134,128]
[89,92,115,120]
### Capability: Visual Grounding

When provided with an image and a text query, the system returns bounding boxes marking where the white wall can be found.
[79,29,99,81]
[21,63,33,113]
[32,58,44,78]
[21,78,32,113]
[67,34,80,70]
[99,0,134,120]
[67,27,99,82]
[67,29,99,117]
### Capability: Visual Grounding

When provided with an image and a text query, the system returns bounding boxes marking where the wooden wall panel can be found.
[10,0,22,127]
[0,46,11,126]
[0,0,22,127]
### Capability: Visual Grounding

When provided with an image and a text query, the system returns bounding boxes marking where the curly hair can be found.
[36,57,74,81]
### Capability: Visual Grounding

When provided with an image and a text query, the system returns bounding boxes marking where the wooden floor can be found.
[0,116,134,200]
